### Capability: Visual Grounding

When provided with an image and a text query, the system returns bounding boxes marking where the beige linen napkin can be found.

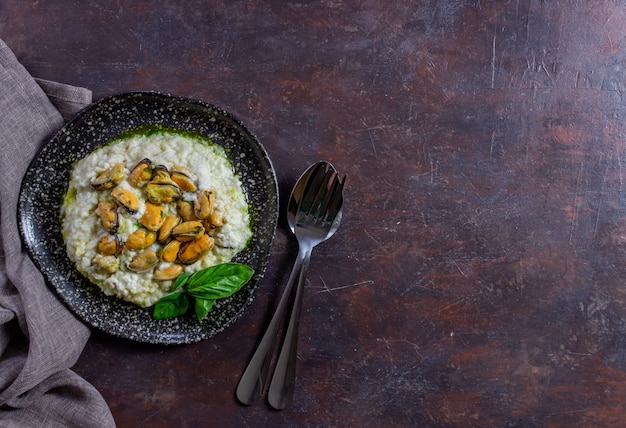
[0,38,115,427]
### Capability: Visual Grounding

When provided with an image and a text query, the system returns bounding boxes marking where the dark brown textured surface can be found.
[3,1,626,426]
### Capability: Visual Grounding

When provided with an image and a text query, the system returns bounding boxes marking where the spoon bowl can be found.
[287,161,341,234]
[267,163,344,409]
[236,161,345,408]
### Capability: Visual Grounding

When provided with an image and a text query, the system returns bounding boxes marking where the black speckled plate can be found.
[18,92,278,345]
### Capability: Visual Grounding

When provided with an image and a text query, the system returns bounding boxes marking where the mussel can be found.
[194,190,215,220]
[160,239,182,263]
[127,249,159,273]
[153,263,184,280]
[92,254,120,274]
[171,220,205,242]
[125,228,157,251]
[157,214,181,243]
[140,202,166,231]
[176,200,196,222]
[111,185,140,214]
[150,165,172,183]
[207,210,224,227]
[145,182,182,204]
[178,234,214,265]
[170,165,198,192]
[96,234,123,257]
[144,165,182,204]
[96,200,119,234]
[127,158,152,188]
[90,163,125,190]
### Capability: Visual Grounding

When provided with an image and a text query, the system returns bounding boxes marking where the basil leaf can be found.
[172,271,192,292]
[187,262,253,288]
[186,263,249,288]
[152,292,189,320]
[194,298,215,322]
[151,263,254,321]
[186,263,254,300]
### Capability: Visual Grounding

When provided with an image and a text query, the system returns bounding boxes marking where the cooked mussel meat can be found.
[171,220,205,241]
[170,165,198,192]
[178,234,214,265]
[207,210,224,227]
[96,234,123,256]
[157,214,181,243]
[176,200,196,221]
[194,190,215,220]
[160,239,182,263]
[150,165,172,183]
[96,200,119,234]
[153,263,184,280]
[127,158,152,188]
[144,165,182,204]
[127,249,159,273]
[111,185,140,214]
[125,228,157,251]
[92,254,120,274]
[140,202,166,231]
[90,163,125,190]
[146,183,181,204]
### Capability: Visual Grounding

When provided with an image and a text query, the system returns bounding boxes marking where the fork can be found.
[236,162,345,409]
[267,166,345,409]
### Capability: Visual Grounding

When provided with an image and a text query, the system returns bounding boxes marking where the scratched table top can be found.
[3,1,626,426]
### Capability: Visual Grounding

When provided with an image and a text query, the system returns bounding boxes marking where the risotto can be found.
[61,128,253,307]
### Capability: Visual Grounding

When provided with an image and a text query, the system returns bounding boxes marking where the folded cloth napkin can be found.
[0,39,115,427]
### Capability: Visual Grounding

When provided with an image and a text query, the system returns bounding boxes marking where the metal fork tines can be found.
[267,167,344,410]
[236,161,345,410]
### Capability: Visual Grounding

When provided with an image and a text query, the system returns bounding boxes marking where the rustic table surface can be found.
[3,1,626,426]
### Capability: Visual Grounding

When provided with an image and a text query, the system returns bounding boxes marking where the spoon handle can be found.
[236,252,304,405]
[267,247,312,410]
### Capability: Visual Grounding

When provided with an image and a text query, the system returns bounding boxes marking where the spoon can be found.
[236,161,343,406]
[267,163,344,409]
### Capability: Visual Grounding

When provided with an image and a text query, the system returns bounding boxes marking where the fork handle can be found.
[236,251,304,405]
[267,247,312,410]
